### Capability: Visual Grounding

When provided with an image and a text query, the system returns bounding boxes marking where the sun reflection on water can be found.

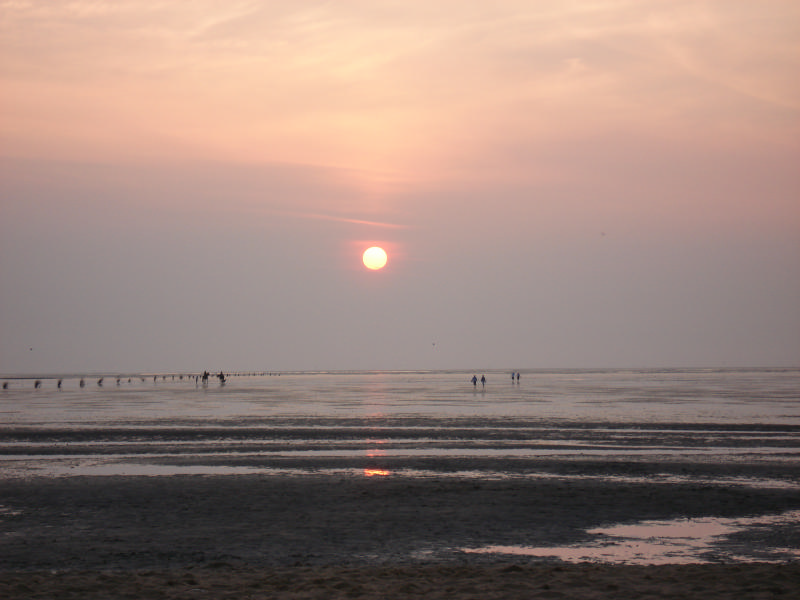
[364,468,391,477]
[365,436,389,476]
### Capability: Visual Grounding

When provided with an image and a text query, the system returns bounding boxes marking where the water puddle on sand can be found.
[463,511,800,565]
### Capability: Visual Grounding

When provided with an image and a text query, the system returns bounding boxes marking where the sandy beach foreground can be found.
[1,471,799,598]
[1,563,798,599]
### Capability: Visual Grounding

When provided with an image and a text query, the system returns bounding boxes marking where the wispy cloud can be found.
[277,211,406,230]
[1,1,797,175]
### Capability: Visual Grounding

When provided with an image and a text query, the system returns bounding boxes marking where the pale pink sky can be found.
[1,1,798,373]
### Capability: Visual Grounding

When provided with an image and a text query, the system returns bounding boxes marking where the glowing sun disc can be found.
[362,246,388,270]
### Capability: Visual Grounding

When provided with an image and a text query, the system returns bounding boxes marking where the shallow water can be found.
[2,368,799,566]
[464,510,800,565]
[1,368,798,482]
[2,368,799,425]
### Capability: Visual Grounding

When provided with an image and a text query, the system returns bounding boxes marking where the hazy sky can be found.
[1,1,798,374]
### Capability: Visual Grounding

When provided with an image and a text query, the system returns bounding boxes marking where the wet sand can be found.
[2,472,800,598]
[2,563,799,599]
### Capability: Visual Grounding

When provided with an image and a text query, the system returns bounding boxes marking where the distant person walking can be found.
[480,375,486,387]
[471,375,478,386]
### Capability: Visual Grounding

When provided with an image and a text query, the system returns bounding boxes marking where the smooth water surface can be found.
[2,368,798,425]
[1,368,798,481]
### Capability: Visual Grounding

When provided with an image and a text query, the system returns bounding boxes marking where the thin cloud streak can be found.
[278,211,407,230]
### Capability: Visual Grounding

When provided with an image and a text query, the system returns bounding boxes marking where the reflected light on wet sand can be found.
[365,438,390,475]
[364,469,391,477]
[464,511,800,565]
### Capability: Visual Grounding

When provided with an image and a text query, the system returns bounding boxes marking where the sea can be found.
[2,367,799,564]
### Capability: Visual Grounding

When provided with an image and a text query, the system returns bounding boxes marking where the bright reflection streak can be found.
[366,439,387,459]
[364,468,391,477]
[365,437,390,475]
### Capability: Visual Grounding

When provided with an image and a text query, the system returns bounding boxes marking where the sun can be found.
[362,246,388,270]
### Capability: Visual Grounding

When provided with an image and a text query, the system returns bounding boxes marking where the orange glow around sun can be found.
[362,246,388,270]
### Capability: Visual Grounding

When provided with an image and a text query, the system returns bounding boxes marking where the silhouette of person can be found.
[516,372,520,382]
[480,375,486,387]
[471,375,478,386]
